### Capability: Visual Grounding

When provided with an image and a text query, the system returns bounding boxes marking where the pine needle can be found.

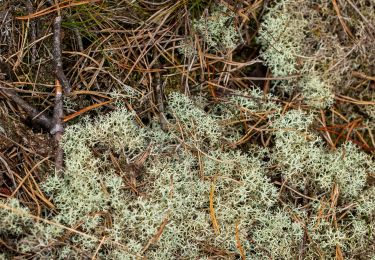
[209,178,220,235]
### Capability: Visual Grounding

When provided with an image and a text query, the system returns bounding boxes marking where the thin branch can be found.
[0,84,53,130]
[53,15,71,95]
[16,0,101,20]
[332,0,354,38]
[352,71,375,82]
[26,0,37,65]
[51,12,68,173]
[141,214,169,255]
[73,27,84,52]
[154,60,167,131]
[52,79,64,173]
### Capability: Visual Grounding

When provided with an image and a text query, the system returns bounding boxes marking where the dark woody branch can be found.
[52,16,71,95]
[0,85,54,131]
[52,13,66,173]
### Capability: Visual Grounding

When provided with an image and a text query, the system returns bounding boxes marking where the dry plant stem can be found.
[345,0,375,35]
[351,71,375,82]
[52,79,64,173]
[332,0,354,38]
[91,236,106,260]
[0,84,53,130]
[73,27,84,52]
[141,214,169,255]
[209,179,220,234]
[154,63,167,131]
[63,100,112,123]
[51,14,66,172]
[235,222,246,260]
[53,16,71,95]
[0,153,17,189]
[26,0,37,65]
[16,0,101,20]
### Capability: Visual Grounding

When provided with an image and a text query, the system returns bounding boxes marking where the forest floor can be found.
[0,0,374,259]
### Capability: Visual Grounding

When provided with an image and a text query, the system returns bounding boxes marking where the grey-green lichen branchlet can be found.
[179,3,241,57]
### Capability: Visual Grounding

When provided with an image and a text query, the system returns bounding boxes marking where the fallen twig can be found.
[16,0,101,20]
[154,60,167,131]
[51,12,69,173]
[235,222,246,260]
[52,79,64,173]
[26,0,37,65]
[141,214,169,255]
[53,16,71,95]
[209,178,220,235]
[0,85,53,130]
[351,71,375,82]
[63,100,112,123]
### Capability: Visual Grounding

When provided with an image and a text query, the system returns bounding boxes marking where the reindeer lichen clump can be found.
[1,1,375,258]
[1,91,373,258]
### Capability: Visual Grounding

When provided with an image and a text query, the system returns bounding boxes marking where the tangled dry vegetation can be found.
[0,0,374,259]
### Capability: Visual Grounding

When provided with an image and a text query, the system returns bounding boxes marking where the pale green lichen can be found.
[257,0,336,109]
[271,110,371,198]
[0,198,32,236]
[178,37,197,58]
[304,196,375,259]
[167,92,222,147]
[308,218,347,256]
[257,0,307,77]
[192,4,240,51]
[317,142,370,198]
[258,0,375,110]
[300,74,334,108]
[1,93,373,258]
[357,187,375,218]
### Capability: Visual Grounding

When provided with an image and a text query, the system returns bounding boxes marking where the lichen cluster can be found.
[1,91,373,258]
[258,0,375,109]
[1,0,374,258]
[179,3,241,56]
